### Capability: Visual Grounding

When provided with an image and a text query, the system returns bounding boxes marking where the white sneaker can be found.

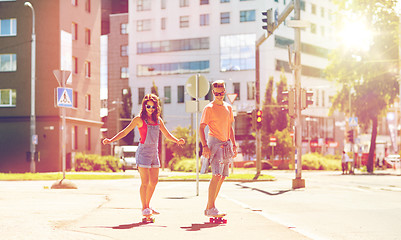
[150,207,160,215]
[205,207,226,217]
[142,208,152,216]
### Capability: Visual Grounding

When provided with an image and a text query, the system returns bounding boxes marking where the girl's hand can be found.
[177,138,185,145]
[102,138,112,145]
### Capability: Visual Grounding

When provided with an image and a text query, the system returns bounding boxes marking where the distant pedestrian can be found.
[102,94,185,217]
[200,80,237,217]
[342,150,349,174]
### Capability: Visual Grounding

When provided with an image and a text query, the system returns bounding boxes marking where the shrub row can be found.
[75,153,122,172]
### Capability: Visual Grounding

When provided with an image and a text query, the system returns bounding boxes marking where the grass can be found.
[0,172,135,181]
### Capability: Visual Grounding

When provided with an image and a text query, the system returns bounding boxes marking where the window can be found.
[121,67,129,78]
[321,7,325,18]
[0,18,17,37]
[220,34,255,71]
[85,128,91,150]
[0,89,16,107]
[71,0,77,6]
[247,82,255,100]
[85,0,90,12]
[164,86,171,104]
[200,0,209,5]
[85,61,91,78]
[72,56,78,74]
[121,23,128,34]
[220,12,230,24]
[161,0,166,9]
[240,10,255,22]
[177,86,184,103]
[233,82,240,100]
[85,28,91,45]
[137,37,209,54]
[137,19,151,31]
[311,4,316,15]
[85,94,91,111]
[72,22,78,40]
[121,45,128,56]
[200,14,209,26]
[72,126,78,150]
[73,91,78,108]
[138,88,145,104]
[220,0,229,2]
[137,60,209,76]
[311,23,316,34]
[0,54,16,72]
[137,0,151,11]
[180,16,189,28]
[161,18,166,30]
[180,0,189,7]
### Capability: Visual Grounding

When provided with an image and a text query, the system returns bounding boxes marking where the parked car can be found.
[115,145,138,171]
[384,154,400,168]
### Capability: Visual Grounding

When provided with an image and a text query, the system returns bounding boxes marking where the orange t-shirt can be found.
[200,101,234,142]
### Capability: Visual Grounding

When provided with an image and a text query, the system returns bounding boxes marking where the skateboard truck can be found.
[142,215,155,223]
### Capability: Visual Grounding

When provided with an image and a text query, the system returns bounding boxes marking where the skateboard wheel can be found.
[209,218,214,223]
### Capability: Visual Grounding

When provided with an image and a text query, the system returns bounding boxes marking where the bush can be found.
[301,153,341,170]
[75,153,122,172]
[169,157,196,172]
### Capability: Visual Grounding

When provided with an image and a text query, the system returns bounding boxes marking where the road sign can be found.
[269,136,277,146]
[226,93,237,105]
[349,117,358,127]
[186,74,209,98]
[57,87,73,108]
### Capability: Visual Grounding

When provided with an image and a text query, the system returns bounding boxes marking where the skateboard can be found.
[142,214,155,223]
[209,215,227,224]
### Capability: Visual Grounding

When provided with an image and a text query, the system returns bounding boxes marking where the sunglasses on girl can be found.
[213,90,225,96]
[146,105,156,109]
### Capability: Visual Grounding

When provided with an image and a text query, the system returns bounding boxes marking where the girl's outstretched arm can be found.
[102,116,142,145]
[159,117,185,145]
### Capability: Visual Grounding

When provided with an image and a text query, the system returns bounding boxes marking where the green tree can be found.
[261,77,277,158]
[327,0,399,173]
[276,71,289,131]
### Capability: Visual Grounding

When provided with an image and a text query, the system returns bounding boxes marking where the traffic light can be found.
[281,89,295,116]
[301,88,314,109]
[262,8,273,33]
[256,110,262,129]
[347,129,354,143]
[246,110,256,131]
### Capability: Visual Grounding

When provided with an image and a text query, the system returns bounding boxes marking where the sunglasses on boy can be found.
[213,90,225,96]
[146,105,156,109]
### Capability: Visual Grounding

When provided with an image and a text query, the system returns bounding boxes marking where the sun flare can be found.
[338,20,372,51]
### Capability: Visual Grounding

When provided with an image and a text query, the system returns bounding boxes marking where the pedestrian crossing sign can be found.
[57,87,73,108]
[349,117,358,127]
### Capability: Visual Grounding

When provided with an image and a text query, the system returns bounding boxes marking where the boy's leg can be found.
[207,175,221,210]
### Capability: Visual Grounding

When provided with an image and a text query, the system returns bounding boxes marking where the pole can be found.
[25,2,36,173]
[195,74,200,196]
[62,75,67,179]
[292,0,305,189]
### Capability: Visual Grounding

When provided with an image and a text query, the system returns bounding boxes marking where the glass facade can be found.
[137,37,209,54]
[137,60,209,76]
[220,34,255,71]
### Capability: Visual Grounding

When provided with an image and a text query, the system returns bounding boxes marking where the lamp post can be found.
[25,1,36,173]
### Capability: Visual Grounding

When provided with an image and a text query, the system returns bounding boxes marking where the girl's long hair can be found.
[139,94,160,123]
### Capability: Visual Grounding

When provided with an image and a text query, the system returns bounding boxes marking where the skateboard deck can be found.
[142,214,155,223]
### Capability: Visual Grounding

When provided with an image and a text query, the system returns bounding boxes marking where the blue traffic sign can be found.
[57,87,73,108]
[349,117,358,127]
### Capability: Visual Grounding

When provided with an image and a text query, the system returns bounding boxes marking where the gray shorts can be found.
[208,136,230,177]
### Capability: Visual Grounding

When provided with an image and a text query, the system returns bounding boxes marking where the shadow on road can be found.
[180,222,226,231]
[83,222,168,230]
[236,183,291,196]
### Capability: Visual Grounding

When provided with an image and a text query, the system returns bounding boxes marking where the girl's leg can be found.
[145,167,159,208]
[138,167,150,210]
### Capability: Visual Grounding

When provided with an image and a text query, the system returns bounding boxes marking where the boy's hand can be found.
[202,146,210,159]
[233,145,238,158]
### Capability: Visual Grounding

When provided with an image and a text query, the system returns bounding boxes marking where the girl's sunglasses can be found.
[146,105,156,109]
[213,91,225,96]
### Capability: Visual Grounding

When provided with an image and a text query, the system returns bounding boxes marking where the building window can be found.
[180,16,189,28]
[247,82,255,100]
[85,0,90,12]
[73,91,78,108]
[161,18,166,30]
[121,45,128,56]
[72,56,78,74]
[164,86,171,104]
[200,14,209,26]
[220,12,230,24]
[137,19,151,31]
[240,10,255,22]
[0,18,17,37]
[137,60,209,76]
[177,85,184,103]
[311,23,316,34]
[137,37,209,54]
[85,128,91,150]
[161,0,166,9]
[321,7,325,18]
[220,34,255,71]
[85,28,91,45]
[180,0,189,7]
[138,88,145,104]
[200,0,209,5]
[85,94,91,111]
[233,82,240,100]
[85,61,91,78]
[220,0,230,2]
[71,0,77,6]
[72,126,78,150]
[121,23,128,34]
[137,0,151,11]
[311,4,316,15]
[0,89,16,107]
[121,67,129,79]
[0,53,16,72]
[72,22,78,40]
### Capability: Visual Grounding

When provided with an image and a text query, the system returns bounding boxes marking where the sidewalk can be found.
[0,179,310,240]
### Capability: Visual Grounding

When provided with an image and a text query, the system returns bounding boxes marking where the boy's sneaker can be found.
[142,208,152,216]
[204,207,226,217]
[150,207,160,215]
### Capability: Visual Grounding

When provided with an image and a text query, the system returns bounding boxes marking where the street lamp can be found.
[25,1,36,173]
